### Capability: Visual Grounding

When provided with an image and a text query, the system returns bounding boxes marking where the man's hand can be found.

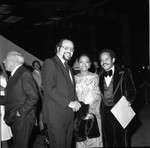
[127,101,131,107]
[68,101,81,112]
[16,111,21,117]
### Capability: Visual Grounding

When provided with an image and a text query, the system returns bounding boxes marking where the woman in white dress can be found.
[75,54,103,148]
[0,71,13,148]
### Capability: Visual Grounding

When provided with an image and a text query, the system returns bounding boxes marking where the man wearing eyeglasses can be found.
[41,38,81,148]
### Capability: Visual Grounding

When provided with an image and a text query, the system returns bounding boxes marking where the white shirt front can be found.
[104,66,114,87]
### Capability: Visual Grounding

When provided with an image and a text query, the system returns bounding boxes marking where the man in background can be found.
[32,60,42,95]
[32,60,44,131]
[3,51,39,148]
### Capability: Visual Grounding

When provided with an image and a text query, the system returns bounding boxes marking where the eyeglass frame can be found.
[61,46,75,52]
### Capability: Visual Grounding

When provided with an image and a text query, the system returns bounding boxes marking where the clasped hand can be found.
[68,101,81,112]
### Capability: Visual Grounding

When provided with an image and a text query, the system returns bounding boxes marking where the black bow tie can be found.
[104,70,112,77]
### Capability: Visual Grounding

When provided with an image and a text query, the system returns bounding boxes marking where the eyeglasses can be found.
[61,46,74,52]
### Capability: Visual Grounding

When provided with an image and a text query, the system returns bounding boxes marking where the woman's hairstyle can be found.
[78,53,91,63]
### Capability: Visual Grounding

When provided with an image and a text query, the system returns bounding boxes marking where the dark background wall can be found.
[0,0,149,86]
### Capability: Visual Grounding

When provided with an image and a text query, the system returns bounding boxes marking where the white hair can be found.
[7,51,24,64]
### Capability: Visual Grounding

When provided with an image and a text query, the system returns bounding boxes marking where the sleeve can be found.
[88,74,101,99]
[93,75,101,96]
[123,68,136,103]
[84,74,101,105]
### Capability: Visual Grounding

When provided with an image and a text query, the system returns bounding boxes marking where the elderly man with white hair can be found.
[3,51,39,148]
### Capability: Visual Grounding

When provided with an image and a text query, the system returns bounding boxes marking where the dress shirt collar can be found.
[11,64,22,76]
[57,54,66,65]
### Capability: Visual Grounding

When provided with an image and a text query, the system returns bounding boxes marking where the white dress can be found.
[75,72,103,148]
[0,75,13,141]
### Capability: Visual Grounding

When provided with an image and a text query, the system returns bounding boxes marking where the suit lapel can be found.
[67,65,75,84]
[8,65,22,81]
[6,66,23,93]
[54,56,74,85]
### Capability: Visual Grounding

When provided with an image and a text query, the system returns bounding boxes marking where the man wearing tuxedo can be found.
[41,38,81,148]
[3,51,39,148]
[98,49,136,147]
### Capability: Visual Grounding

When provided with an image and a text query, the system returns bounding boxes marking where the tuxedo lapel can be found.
[113,66,124,95]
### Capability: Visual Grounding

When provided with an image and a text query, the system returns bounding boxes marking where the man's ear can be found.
[112,58,115,63]
[56,47,59,52]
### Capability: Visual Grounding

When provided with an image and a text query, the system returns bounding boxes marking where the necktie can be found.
[104,70,112,77]
[64,62,70,75]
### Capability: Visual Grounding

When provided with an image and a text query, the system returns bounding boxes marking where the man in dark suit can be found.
[41,38,81,148]
[3,51,39,148]
[98,49,136,147]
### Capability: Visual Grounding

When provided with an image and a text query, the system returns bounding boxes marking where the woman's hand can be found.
[84,113,94,120]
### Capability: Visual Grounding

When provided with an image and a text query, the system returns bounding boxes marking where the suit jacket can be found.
[41,55,77,124]
[99,66,136,105]
[4,65,39,126]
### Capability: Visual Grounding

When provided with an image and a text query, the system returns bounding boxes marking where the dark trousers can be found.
[11,113,35,148]
[102,105,128,147]
[46,121,74,148]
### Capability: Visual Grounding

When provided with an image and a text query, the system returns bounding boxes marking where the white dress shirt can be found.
[104,66,115,87]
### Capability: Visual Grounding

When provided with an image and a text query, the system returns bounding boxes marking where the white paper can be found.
[110,96,136,129]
